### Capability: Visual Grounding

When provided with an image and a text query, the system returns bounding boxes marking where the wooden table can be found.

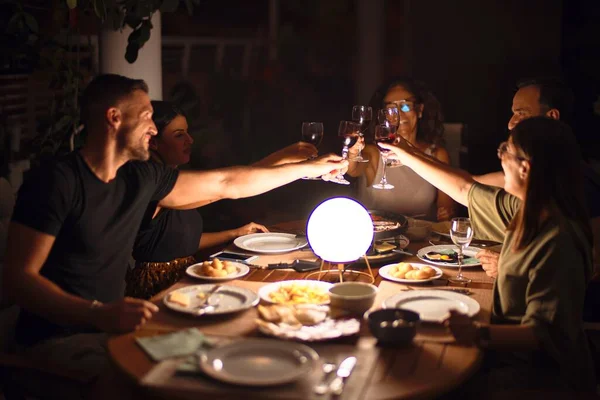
[107,222,495,399]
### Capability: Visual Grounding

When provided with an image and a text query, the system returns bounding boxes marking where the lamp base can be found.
[305,257,375,284]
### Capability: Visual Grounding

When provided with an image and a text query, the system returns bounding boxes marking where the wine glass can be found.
[300,122,324,180]
[351,105,372,163]
[329,120,360,185]
[448,217,474,284]
[372,123,396,189]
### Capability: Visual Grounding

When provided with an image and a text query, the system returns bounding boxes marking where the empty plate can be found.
[382,290,480,322]
[234,233,308,254]
[198,339,318,386]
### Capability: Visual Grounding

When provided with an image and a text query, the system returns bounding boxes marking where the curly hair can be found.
[368,77,445,145]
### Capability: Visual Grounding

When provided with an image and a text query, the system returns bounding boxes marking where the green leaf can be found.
[23,13,39,33]
[66,0,77,10]
[183,0,193,15]
[160,0,179,12]
[125,42,139,63]
[94,0,107,21]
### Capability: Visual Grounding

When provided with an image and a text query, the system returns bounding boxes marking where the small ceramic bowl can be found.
[405,218,433,241]
[328,282,378,316]
[366,308,420,345]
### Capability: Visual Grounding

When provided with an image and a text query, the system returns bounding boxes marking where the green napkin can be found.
[136,328,211,362]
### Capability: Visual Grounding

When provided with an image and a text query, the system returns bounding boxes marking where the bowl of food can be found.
[328,282,378,316]
[366,308,420,345]
[405,218,433,241]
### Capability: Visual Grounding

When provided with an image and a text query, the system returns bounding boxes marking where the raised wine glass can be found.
[378,107,402,168]
[448,217,474,284]
[351,105,372,163]
[372,122,396,189]
[329,120,360,185]
[300,122,324,180]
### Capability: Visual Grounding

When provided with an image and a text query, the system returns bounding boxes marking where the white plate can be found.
[234,233,308,254]
[185,261,250,281]
[379,263,443,283]
[382,290,480,322]
[198,339,318,386]
[258,280,333,305]
[417,245,482,267]
[163,284,259,316]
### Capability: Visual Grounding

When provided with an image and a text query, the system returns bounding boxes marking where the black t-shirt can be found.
[11,152,179,345]
[133,207,204,263]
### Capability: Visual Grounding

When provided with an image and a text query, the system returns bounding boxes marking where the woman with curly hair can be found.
[347,77,455,221]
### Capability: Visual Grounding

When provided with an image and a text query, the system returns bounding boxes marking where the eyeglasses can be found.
[497,141,527,161]
[385,101,417,113]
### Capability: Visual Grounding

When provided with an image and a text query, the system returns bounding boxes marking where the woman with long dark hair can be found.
[127,101,316,299]
[347,77,455,221]
[381,116,595,393]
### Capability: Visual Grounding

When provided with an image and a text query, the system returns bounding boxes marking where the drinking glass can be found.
[351,105,372,163]
[301,122,324,180]
[448,217,474,284]
[329,120,360,185]
[372,123,396,189]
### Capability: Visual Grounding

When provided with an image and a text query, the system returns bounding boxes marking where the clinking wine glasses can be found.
[300,122,324,180]
[351,105,372,163]
[330,120,360,185]
[372,109,399,190]
[448,217,474,284]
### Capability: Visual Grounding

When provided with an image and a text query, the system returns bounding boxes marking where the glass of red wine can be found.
[351,105,372,163]
[378,107,402,168]
[372,123,396,190]
[300,122,324,180]
[329,120,360,185]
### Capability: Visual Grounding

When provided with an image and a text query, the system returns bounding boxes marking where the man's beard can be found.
[119,126,150,161]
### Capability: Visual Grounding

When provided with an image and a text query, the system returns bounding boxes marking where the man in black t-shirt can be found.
[3,74,346,396]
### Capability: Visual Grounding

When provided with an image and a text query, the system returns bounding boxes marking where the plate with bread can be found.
[379,262,443,283]
[255,304,360,341]
[186,258,249,281]
[163,284,259,316]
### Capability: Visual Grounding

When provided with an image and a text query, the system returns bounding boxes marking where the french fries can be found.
[200,258,237,277]
[267,283,329,305]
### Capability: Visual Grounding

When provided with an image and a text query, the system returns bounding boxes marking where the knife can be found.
[329,356,357,396]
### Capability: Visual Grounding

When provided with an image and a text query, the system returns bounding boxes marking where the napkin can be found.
[136,328,212,362]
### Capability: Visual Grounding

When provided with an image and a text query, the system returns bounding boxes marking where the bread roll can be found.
[421,266,436,277]
[404,270,417,280]
[414,269,430,280]
[213,258,224,270]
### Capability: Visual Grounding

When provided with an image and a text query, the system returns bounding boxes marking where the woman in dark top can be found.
[126,101,317,299]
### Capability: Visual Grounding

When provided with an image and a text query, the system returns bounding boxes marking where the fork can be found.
[313,361,336,395]
[194,285,221,310]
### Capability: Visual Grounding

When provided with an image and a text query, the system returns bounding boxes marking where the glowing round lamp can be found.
[306,197,374,263]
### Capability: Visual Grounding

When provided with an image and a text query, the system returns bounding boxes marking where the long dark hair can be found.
[508,117,591,250]
[368,77,445,145]
[150,100,186,138]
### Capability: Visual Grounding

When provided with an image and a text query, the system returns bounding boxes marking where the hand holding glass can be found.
[330,121,360,185]
[300,122,324,180]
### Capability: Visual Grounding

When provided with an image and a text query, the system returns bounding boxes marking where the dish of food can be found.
[255,304,360,341]
[163,284,259,316]
[368,210,408,239]
[417,245,482,267]
[185,259,249,281]
[258,280,333,305]
[379,262,443,283]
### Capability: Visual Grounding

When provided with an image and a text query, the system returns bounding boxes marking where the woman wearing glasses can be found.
[381,117,595,394]
[347,77,455,221]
